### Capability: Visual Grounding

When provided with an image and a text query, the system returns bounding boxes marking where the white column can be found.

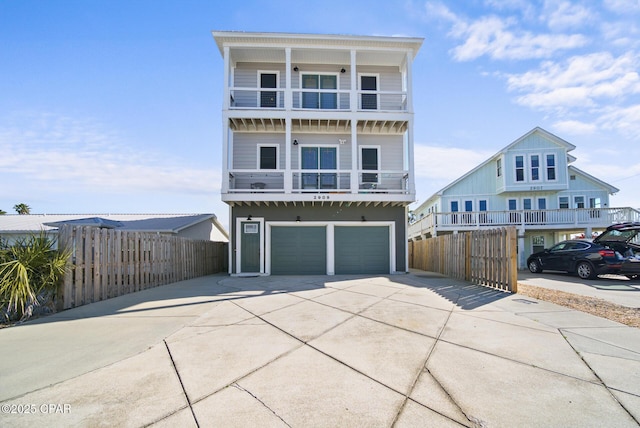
[327,224,335,275]
[285,47,292,110]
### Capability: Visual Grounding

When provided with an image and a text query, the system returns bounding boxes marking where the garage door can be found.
[335,226,390,274]
[271,226,326,275]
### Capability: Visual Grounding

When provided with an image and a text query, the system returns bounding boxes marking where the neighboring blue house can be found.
[409,127,640,267]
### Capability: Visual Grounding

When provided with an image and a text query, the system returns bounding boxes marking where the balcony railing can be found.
[227,87,409,111]
[226,170,410,194]
[408,207,640,238]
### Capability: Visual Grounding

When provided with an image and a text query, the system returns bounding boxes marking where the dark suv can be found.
[527,222,640,280]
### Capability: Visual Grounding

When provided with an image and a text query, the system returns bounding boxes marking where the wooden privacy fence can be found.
[57,225,228,309]
[409,227,518,292]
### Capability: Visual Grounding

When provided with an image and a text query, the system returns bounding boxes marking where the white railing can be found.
[227,87,409,112]
[409,207,640,238]
[226,170,410,194]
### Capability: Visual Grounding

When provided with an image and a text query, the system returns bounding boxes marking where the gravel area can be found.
[517,283,640,328]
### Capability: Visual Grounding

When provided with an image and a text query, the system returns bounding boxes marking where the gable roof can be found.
[0,214,229,241]
[413,127,608,212]
[568,165,619,194]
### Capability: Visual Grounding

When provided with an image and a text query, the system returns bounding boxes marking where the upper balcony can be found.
[214,31,423,117]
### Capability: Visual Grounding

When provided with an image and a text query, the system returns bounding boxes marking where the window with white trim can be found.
[546,154,556,180]
[258,145,278,169]
[301,74,337,109]
[530,155,540,181]
[496,158,502,177]
[559,196,569,209]
[360,74,378,110]
[574,196,585,208]
[515,155,525,182]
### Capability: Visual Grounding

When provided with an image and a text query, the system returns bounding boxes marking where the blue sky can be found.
[1,0,639,229]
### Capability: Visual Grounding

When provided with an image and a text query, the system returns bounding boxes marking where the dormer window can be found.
[546,154,556,180]
[515,155,525,182]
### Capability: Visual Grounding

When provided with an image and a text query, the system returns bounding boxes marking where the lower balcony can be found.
[408,207,640,239]
[224,170,413,205]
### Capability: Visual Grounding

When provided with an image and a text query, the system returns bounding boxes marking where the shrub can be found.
[0,233,70,323]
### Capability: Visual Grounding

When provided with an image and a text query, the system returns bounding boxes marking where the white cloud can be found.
[553,120,598,135]
[542,1,595,31]
[0,112,220,198]
[598,104,640,137]
[447,13,587,61]
[603,0,640,14]
[506,51,640,111]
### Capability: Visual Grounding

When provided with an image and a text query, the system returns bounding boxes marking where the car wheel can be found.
[576,261,596,280]
[528,259,542,273]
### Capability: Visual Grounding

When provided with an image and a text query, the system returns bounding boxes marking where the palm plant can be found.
[13,203,31,215]
[0,233,70,322]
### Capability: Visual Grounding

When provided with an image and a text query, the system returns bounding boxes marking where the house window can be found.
[537,198,546,210]
[301,146,337,189]
[302,74,337,109]
[530,155,540,181]
[361,147,379,183]
[546,154,556,180]
[496,158,502,177]
[590,198,601,209]
[258,146,277,169]
[508,199,517,210]
[559,196,569,209]
[259,72,277,108]
[523,198,532,210]
[450,201,459,212]
[515,155,525,182]
[360,75,378,110]
[479,200,487,211]
[574,196,585,208]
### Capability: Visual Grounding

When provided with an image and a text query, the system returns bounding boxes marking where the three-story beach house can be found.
[408,127,640,268]
[213,31,423,275]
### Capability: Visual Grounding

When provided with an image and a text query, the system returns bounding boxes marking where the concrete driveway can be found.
[519,270,640,308]
[1,272,639,427]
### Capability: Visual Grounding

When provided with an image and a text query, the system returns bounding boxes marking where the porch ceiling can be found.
[227,200,410,208]
[229,118,408,134]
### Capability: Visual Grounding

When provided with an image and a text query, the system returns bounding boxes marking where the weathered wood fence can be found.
[57,225,228,309]
[409,227,518,292]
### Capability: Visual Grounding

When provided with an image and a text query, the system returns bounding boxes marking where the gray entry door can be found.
[241,221,261,273]
[271,226,326,275]
[335,226,390,274]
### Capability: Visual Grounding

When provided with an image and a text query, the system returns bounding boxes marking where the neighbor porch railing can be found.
[408,207,640,238]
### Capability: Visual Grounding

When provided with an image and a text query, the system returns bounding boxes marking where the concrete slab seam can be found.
[561,333,640,425]
[391,298,480,428]
[163,339,200,428]
[561,328,640,357]
[231,383,293,427]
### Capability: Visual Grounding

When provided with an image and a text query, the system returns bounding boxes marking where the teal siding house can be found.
[409,127,640,267]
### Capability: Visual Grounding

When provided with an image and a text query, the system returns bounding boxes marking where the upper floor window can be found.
[530,155,540,181]
[259,72,278,108]
[258,145,278,169]
[360,75,378,110]
[302,74,337,109]
[574,196,585,208]
[515,155,525,182]
[546,154,556,180]
[360,147,379,183]
[496,158,502,177]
